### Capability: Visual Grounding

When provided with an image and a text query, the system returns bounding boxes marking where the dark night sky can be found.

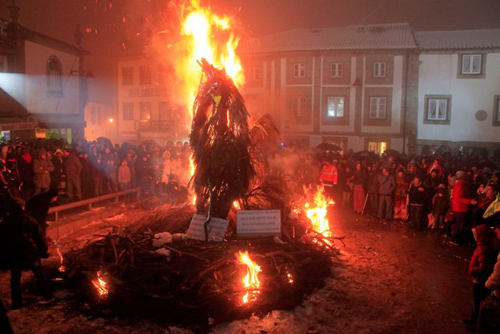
[1,0,500,104]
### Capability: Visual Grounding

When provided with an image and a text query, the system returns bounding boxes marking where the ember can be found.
[237,251,261,304]
[91,271,108,298]
[55,246,66,273]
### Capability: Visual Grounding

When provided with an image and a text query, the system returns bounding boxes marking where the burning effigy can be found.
[56,1,341,331]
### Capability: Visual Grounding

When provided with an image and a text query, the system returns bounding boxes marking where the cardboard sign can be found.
[187,214,229,242]
[237,210,281,238]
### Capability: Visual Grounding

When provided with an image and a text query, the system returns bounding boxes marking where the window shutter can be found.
[438,100,447,119]
[472,55,481,74]
[462,55,471,74]
[378,98,386,118]
[370,97,378,118]
[428,99,437,119]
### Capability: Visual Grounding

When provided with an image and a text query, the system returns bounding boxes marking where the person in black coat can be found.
[408,176,428,230]
[0,198,53,309]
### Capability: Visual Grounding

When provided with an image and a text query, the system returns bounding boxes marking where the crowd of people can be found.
[0,138,193,204]
[316,149,500,332]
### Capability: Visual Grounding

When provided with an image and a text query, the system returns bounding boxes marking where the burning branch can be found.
[237,251,261,304]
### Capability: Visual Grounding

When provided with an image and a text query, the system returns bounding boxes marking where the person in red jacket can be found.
[320,159,338,200]
[464,224,498,330]
[451,170,477,244]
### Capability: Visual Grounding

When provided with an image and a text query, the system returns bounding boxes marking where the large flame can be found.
[237,251,261,304]
[178,0,244,128]
[305,186,334,245]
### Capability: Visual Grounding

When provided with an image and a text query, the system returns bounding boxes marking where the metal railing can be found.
[48,187,141,221]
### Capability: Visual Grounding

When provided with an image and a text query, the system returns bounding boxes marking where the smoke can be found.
[0,73,27,107]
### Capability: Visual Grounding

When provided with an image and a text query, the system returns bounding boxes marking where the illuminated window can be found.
[251,68,261,81]
[123,103,134,120]
[330,63,343,77]
[290,96,309,117]
[369,97,386,119]
[46,56,62,95]
[122,67,133,85]
[373,62,386,78]
[461,54,482,75]
[327,96,344,117]
[140,102,151,120]
[368,141,387,155]
[139,66,152,85]
[293,63,305,78]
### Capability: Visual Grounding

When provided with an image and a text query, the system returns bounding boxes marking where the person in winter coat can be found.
[51,149,65,192]
[117,159,131,190]
[451,170,477,244]
[353,162,368,213]
[102,147,119,193]
[368,165,379,216]
[408,176,428,230]
[0,200,53,309]
[432,185,450,232]
[64,148,83,201]
[394,169,409,220]
[465,224,498,329]
[161,151,172,184]
[33,149,54,196]
[135,154,151,195]
[319,159,338,200]
[89,146,104,196]
[17,147,34,200]
[377,167,396,220]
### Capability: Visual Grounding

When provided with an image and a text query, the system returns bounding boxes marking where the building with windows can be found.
[415,29,500,155]
[116,50,186,144]
[0,7,89,143]
[240,23,420,154]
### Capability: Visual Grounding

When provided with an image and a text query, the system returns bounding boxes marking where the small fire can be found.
[189,154,196,205]
[305,186,334,245]
[237,251,261,304]
[55,247,66,273]
[233,200,241,210]
[91,271,108,297]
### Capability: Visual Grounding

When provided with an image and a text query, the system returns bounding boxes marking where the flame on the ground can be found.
[237,251,261,304]
[189,154,196,205]
[177,0,244,128]
[55,247,66,273]
[305,186,334,245]
[91,271,108,298]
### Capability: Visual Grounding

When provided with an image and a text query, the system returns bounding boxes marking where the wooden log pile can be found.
[58,205,337,331]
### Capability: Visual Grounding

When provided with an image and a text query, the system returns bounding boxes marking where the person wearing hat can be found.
[33,149,54,196]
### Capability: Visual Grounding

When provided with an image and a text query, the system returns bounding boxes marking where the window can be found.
[123,103,134,121]
[461,54,482,75]
[290,96,309,117]
[373,62,386,78]
[46,56,62,95]
[327,96,345,117]
[90,107,97,125]
[427,99,447,121]
[368,141,387,155]
[140,102,152,120]
[122,67,133,85]
[293,63,305,78]
[139,66,152,85]
[424,95,451,124]
[250,68,261,81]
[369,97,387,119]
[158,101,171,120]
[330,63,343,77]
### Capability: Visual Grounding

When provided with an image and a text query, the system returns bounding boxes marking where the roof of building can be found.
[242,23,418,54]
[415,29,500,50]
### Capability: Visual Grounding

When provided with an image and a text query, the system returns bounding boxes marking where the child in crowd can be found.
[117,159,131,191]
[431,184,449,232]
